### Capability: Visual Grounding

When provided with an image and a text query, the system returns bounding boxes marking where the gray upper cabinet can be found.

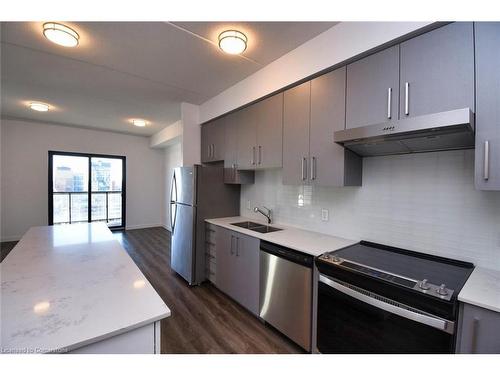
[310,67,362,187]
[255,93,284,169]
[236,106,257,170]
[475,22,500,190]
[201,119,225,163]
[214,226,259,315]
[399,22,474,119]
[458,303,500,354]
[346,45,400,129]
[283,81,311,185]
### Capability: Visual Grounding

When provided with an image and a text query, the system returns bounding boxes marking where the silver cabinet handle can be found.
[258,145,262,165]
[235,237,239,257]
[387,87,392,119]
[208,144,211,159]
[404,82,410,116]
[251,146,256,165]
[484,141,490,180]
[319,275,455,334]
[301,157,307,181]
[230,235,235,255]
[310,156,316,180]
[212,144,216,159]
[471,317,480,354]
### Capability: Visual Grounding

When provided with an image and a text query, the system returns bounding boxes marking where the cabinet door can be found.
[400,22,474,119]
[236,106,258,170]
[310,67,361,186]
[475,22,500,190]
[233,233,260,315]
[215,227,236,297]
[255,93,283,169]
[458,303,500,353]
[211,118,225,161]
[224,112,239,169]
[346,45,399,129]
[200,122,214,163]
[283,81,311,185]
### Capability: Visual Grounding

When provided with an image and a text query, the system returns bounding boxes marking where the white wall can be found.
[200,22,432,123]
[0,118,165,241]
[162,142,182,230]
[241,150,500,271]
[180,102,200,166]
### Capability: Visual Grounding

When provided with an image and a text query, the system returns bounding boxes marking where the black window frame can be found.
[48,150,126,230]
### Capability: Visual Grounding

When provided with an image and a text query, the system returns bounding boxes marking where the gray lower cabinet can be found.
[215,226,260,315]
[346,45,400,129]
[474,22,500,190]
[458,303,500,353]
[201,118,225,163]
[283,69,361,186]
[399,22,474,119]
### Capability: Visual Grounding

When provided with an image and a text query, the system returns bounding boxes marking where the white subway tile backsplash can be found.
[241,150,500,270]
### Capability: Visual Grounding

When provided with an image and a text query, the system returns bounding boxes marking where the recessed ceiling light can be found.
[218,30,247,55]
[43,22,80,47]
[132,119,147,127]
[29,102,50,112]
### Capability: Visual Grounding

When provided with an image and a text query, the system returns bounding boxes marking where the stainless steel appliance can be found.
[170,165,240,285]
[259,241,313,351]
[316,241,474,353]
[334,108,475,156]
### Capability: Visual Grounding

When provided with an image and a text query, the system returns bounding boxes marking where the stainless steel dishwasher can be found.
[259,241,313,351]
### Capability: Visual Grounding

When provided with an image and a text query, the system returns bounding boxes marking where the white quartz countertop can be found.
[0,223,170,354]
[458,267,500,313]
[205,216,357,257]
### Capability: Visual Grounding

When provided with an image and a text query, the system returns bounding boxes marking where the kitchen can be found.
[1,2,500,374]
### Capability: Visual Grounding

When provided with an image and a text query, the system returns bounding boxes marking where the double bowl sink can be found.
[231,221,283,234]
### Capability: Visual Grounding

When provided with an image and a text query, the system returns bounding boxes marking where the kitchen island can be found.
[0,223,170,354]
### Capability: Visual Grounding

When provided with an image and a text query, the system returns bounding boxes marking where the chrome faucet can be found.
[254,206,272,224]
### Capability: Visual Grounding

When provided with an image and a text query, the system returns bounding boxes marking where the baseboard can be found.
[0,235,22,243]
[124,223,164,230]
[161,223,172,232]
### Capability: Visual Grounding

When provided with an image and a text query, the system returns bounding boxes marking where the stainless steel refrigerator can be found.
[170,165,240,285]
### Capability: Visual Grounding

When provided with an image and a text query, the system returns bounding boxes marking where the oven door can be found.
[317,274,455,354]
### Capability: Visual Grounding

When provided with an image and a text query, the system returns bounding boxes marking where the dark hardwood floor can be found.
[114,227,303,354]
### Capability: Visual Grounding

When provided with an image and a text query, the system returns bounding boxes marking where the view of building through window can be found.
[51,153,124,228]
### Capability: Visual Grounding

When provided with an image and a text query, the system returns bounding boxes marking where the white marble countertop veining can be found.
[0,223,170,354]
[205,216,358,257]
[458,267,500,313]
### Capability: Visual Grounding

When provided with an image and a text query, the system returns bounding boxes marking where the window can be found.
[48,151,126,229]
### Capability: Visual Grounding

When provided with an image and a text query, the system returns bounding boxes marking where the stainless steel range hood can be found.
[334,108,475,157]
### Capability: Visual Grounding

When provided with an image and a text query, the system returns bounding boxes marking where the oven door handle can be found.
[319,275,455,334]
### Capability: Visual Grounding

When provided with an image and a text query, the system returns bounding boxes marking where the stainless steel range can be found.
[316,241,474,353]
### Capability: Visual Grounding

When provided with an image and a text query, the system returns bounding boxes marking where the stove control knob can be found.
[437,284,448,296]
[331,256,341,263]
[322,254,331,260]
[418,279,430,290]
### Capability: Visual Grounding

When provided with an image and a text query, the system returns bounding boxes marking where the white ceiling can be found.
[0,22,336,136]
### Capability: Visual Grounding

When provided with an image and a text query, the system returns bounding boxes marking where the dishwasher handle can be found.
[260,241,313,268]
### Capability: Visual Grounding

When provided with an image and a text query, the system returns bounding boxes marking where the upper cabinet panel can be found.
[474,22,500,190]
[399,22,474,119]
[346,45,400,129]
[201,119,225,163]
[255,93,283,169]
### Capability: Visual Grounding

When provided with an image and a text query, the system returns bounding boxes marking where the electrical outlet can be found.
[321,208,329,222]
[246,200,251,210]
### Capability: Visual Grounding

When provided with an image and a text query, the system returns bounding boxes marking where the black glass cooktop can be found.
[329,241,474,293]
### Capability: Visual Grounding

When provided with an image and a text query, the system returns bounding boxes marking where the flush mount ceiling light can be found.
[29,102,50,112]
[43,22,80,47]
[218,30,247,55]
[131,119,147,127]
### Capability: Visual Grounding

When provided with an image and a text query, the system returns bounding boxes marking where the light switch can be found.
[321,209,329,222]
